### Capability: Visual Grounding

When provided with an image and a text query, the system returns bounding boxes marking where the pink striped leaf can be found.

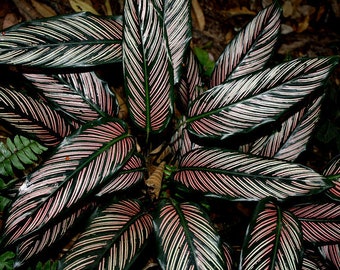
[2,118,135,247]
[24,72,119,124]
[173,147,331,201]
[61,199,153,270]
[222,242,234,270]
[123,0,174,138]
[240,198,303,270]
[210,2,281,87]
[187,57,338,143]
[164,0,191,84]
[301,248,331,270]
[96,152,146,196]
[0,87,74,146]
[323,154,340,201]
[0,13,123,68]
[177,49,203,111]
[154,199,226,269]
[289,202,340,244]
[241,95,323,161]
[14,202,96,267]
[318,244,340,269]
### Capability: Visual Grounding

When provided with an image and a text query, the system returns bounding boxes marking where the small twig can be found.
[11,0,42,20]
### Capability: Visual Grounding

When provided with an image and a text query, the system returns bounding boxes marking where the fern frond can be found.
[0,135,48,177]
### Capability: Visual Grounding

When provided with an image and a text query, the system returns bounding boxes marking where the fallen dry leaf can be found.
[226,7,256,17]
[69,0,100,15]
[191,0,205,31]
[2,13,20,29]
[297,15,310,33]
[31,0,57,17]
[145,161,165,201]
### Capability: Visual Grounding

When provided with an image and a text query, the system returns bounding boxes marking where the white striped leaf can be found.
[14,202,96,267]
[289,202,340,244]
[0,13,123,68]
[2,118,135,247]
[177,50,203,111]
[96,152,145,196]
[323,154,340,201]
[123,0,174,138]
[301,248,331,270]
[222,242,234,270]
[187,57,338,143]
[61,199,153,270]
[210,2,281,87]
[241,95,323,161]
[318,244,340,269]
[24,72,119,123]
[240,198,303,270]
[0,87,74,146]
[164,0,191,84]
[154,199,226,270]
[173,147,331,201]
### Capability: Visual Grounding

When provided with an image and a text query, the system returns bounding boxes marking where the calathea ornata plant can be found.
[0,0,339,269]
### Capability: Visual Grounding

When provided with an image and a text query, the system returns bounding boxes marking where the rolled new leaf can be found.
[188,57,338,143]
[61,199,153,270]
[173,147,331,201]
[0,13,123,68]
[240,198,303,270]
[164,0,191,84]
[2,118,135,246]
[123,0,174,138]
[211,2,281,86]
[0,87,74,146]
[154,199,226,270]
[24,72,119,123]
[289,202,340,244]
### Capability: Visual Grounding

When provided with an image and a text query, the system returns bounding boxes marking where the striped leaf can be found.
[14,202,96,267]
[323,154,340,201]
[240,198,303,270]
[318,244,340,269]
[211,2,281,86]
[241,95,323,161]
[0,87,74,146]
[222,242,234,270]
[173,147,330,201]
[289,202,340,244]
[24,72,119,123]
[302,248,331,270]
[2,118,135,247]
[96,153,145,196]
[0,13,123,68]
[123,0,174,138]
[177,50,203,111]
[61,199,153,270]
[154,199,226,270]
[164,0,191,84]
[187,57,338,143]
